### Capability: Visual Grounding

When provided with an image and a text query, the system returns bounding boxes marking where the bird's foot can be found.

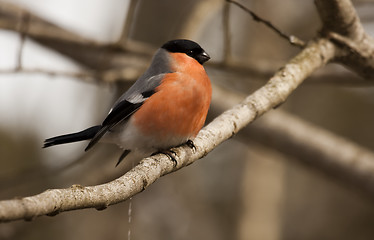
[186,139,196,151]
[152,150,177,167]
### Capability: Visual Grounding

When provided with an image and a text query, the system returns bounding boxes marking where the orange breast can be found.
[133,52,212,142]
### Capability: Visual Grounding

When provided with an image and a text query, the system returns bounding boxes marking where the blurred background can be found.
[1,0,374,239]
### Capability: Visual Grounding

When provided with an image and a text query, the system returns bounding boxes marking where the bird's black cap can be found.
[162,39,210,65]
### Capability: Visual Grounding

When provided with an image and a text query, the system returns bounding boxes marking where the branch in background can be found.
[179,0,222,38]
[222,2,232,64]
[211,85,374,199]
[0,2,103,47]
[116,0,139,47]
[250,110,374,198]
[0,1,154,71]
[0,68,139,84]
[227,0,306,48]
[15,11,29,70]
[1,68,97,82]
[0,1,151,55]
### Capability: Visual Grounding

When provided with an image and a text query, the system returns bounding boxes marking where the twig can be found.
[15,11,30,70]
[223,2,232,64]
[1,68,97,81]
[227,0,306,48]
[0,68,139,84]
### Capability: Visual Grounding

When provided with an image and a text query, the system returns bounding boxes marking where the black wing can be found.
[84,100,143,151]
[84,74,165,151]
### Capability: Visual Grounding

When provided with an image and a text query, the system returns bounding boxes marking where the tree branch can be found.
[315,0,374,79]
[0,1,154,71]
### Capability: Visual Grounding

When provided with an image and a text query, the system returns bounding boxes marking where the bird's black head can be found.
[161,39,210,65]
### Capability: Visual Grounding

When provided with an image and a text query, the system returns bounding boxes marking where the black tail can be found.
[43,125,101,148]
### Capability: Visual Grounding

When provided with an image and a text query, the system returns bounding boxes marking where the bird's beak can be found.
[198,51,211,64]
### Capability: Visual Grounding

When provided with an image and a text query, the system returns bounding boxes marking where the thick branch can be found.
[315,0,364,39]
[315,0,374,79]
[0,38,336,222]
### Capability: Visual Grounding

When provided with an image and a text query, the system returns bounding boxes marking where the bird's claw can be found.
[152,150,178,167]
[186,139,196,151]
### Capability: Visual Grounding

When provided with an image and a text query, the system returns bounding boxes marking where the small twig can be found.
[0,68,98,82]
[223,2,232,64]
[16,35,25,70]
[0,68,139,84]
[15,12,30,70]
[227,0,306,48]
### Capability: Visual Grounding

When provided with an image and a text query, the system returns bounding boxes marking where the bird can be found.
[43,39,212,167]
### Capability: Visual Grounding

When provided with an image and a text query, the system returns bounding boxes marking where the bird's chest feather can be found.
[133,59,211,141]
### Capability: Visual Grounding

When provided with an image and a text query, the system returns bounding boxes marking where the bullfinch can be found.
[43,39,212,167]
